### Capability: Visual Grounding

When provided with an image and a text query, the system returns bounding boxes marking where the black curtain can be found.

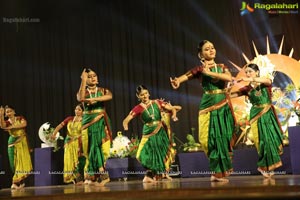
[0,0,299,187]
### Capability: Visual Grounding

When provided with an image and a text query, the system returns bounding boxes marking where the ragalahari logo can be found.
[240,2,255,15]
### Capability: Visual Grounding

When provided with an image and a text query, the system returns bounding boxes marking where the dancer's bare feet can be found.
[210,175,229,182]
[75,181,84,186]
[162,173,173,181]
[97,178,110,186]
[153,175,162,181]
[11,184,19,190]
[95,172,110,186]
[257,168,270,178]
[11,183,25,190]
[143,176,156,183]
[84,180,96,185]
[268,171,274,178]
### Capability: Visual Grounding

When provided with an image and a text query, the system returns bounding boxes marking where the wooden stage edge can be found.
[1,175,300,200]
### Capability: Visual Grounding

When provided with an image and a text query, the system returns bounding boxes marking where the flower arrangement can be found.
[110,131,131,158]
[38,122,64,152]
[127,136,140,158]
[109,132,140,158]
[176,128,202,152]
[182,134,202,152]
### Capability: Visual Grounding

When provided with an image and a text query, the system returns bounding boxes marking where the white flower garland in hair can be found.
[252,55,275,81]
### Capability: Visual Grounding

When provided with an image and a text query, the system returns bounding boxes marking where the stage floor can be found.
[1,175,300,200]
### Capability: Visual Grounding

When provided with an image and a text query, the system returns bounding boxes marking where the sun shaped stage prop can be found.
[229,36,300,146]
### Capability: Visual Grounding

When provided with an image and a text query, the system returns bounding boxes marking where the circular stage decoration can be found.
[229,36,300,146]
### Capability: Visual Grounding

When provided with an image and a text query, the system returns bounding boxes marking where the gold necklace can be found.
[141,100,155,120]
[251,83,262,97]
[255,87,262,97]
[210,63,217,72]
[210,63,219,83]
[87,87,98,98]
[70,116,81,133]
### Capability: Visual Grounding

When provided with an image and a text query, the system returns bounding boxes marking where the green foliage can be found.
[127,136,140,158]
[42,127,64,152]
[182,134,201,151]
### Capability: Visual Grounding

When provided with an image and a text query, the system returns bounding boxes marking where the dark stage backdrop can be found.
[0,0,299,187]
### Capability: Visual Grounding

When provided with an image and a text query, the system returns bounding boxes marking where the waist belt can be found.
[205,89,226,94]
[253,103,271,108]
[145,121,161,126]
[83,109,104,114]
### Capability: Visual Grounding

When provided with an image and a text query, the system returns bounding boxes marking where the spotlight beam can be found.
[187,0,242,54]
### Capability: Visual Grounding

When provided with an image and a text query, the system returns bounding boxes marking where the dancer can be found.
[170,40,235,182]
[122,85,178,183]
[51,104,88,184]
[77,68,113,186]
[0,105,32,189]
[161,100,182,140]
[231,63,283,178]
[160,100,181,179]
